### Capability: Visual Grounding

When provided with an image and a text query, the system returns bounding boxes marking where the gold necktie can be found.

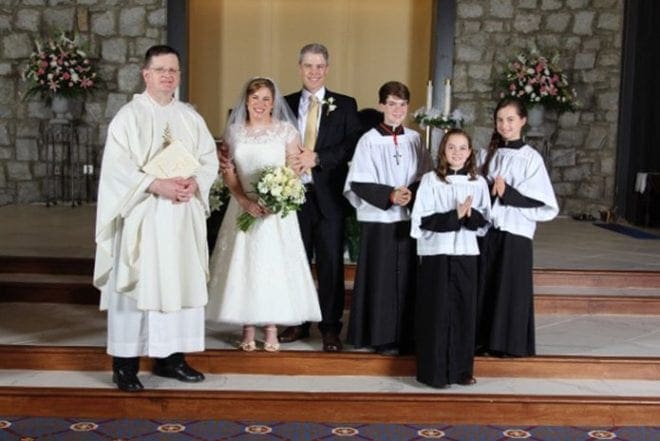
[303,96,320,151]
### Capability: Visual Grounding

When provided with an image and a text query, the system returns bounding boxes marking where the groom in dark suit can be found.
[280,43,362,352]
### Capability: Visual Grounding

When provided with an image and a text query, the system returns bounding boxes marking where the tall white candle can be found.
[426,80,433,109]
[443,79,451,116]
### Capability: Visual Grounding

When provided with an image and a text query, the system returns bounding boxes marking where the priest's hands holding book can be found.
[148,177,198,203]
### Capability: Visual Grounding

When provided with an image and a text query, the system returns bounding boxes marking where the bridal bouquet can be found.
[237,165,306,231]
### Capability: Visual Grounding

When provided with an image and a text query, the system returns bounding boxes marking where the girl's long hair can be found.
[480,96,527,176]
[436,128,478,183]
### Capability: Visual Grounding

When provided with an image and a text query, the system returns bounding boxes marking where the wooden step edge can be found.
[535,294,660,315]
[0,345,658,380]
[0,256,93,276]
[533,268,660,289]
[2,255,659,289]
[0,387,658,425]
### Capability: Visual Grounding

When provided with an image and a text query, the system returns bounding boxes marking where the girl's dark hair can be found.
[480,96,527,176]
[436,128,478,182]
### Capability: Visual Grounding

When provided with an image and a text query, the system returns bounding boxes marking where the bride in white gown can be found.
[206,77,321,351]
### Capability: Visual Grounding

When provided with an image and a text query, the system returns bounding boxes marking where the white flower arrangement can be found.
[22,31,100,101]
[237,165,306,231]
[208,175,230,212]
[501,49,578,112]
[322,96,337,115]
[413,107,464,130]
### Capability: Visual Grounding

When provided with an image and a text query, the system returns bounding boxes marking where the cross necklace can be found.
[379,123,403,165]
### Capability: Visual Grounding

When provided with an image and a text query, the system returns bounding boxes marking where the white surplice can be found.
[93,92,218,357]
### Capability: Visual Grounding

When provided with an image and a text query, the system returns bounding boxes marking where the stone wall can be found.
[453,0,623,215]
[1,0,624,214]
[0,0,166,205]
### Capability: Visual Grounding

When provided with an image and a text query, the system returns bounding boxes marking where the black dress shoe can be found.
[457,375,477,386]
[153,360,205,382]
[375,344,399,356]
[278,325,310,343]
[112,368,144,392]
[321,332,343,352]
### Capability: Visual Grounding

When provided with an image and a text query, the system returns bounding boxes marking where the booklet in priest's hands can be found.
[142,139,200,179]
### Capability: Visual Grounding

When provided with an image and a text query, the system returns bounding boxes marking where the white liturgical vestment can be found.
[93,92,218,357]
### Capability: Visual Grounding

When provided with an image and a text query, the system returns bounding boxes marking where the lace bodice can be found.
[226,121,298,192]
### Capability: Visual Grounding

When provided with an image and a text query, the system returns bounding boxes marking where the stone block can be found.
[593,0,618,8]
[467,64,492,81]
[550,148,576,167]
[0,166,5,187]
[541,0,562,10]
[556,129,586,147]
[545,13,571,32]
[600,156,615,175]
[577,180,604,200]
[513,13,541,33]
[566,0,589,8]
[463,21,481,34]
[0,191,15,206]
[563,164,592,182]
[15,139,39,162]
[7,161,32,181]
[552,182,575,196]
[0,15,11,32]
[0,124,9,145]
[574,52,596,69]
[0,62,12,75]
[82,102,103,124]
[105,93,128,118]
[27,101,51,119]
[32,161,47,178]
[0,147,12,160]
[596,91,618,109]
[597,12,621,31]
[573,11,595,35]
[16,9,41,31]
[0,78,15,103]
[92,11,116,36]
[148,8,166,27]
[17,180,42,203]
[119,7,146,37]
[134,37,159,59]
[518,0,538,9]
[482,20,503,32]
[457,3,484,18]
[77,7,89,32]
[558,111,580,128]
[102,38,127,63]
[490,0,514,18]
[2,33,32,59]
[117,64,142,93]
[584,126,608,150]
[597,53,620,67]
[43,7,75,31]
[456,46,483,63]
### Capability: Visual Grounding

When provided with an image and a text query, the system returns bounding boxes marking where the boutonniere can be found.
[322,97,337,115]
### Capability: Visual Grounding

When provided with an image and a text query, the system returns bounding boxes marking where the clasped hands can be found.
[491,176,506,198]
[149,177,198,203]
[457,195,473,219]
[390,187,412,206]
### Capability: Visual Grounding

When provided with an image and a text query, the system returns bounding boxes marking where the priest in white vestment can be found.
[93,45,218,392]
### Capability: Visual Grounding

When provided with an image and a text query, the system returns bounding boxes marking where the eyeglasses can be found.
[150,67,180,75]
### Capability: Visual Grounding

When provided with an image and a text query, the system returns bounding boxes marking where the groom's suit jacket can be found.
[285,90,362,219]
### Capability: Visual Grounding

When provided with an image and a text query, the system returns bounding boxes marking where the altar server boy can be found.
[343,81,432,355]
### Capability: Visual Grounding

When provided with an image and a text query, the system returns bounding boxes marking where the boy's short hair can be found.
[378,81,410,104]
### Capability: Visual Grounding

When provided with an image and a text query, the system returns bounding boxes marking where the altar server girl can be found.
[411,128,490,388]
[343,81,432,355]
[476,96,558,357]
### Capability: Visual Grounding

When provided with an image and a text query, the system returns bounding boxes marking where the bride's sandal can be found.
[263,325,280,352]
[239,325,257,352]
[238,341,257,352]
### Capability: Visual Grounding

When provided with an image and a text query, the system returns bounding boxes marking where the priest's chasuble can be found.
[94,92,219,313]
